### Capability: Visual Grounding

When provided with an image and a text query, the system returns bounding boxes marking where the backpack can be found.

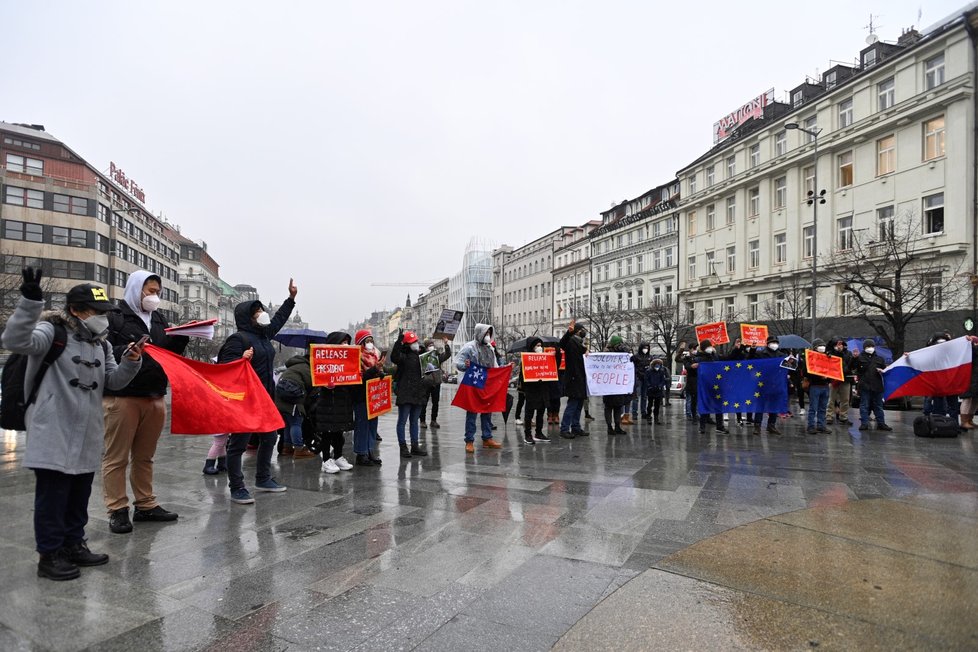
[275,371,306,404]
[0,323,68,430]
[913,414,960,438]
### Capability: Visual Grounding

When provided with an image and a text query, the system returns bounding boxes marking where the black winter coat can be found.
[308,331,355,431]
[645,365,670,398]
[852,352,886,393]
[218,298,295,395]
[105,302,188,397]
[391,334,427,406]
[559,329,588,399]
[519,337,558,409]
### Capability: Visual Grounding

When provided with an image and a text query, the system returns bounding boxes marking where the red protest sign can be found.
[521,352,558,382]
[310,345,362,387]
[804,349,844,381]
[544,346,566,371]
[740,324,769,347]
[366,376,393,419]
[695,321,729,346]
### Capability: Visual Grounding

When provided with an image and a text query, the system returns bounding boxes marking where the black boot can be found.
[369,453,383,465]
[355,453,375,466]
[109,507,133,534]
[202,458,218,475]
[216,456,227,473]
[400,443,412,458]
[410,443,428,456]
[63,540,109,567]
[37,550,80,581]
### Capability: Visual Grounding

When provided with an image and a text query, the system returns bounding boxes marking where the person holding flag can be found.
[852,339,892,432]
[453,323,506,453]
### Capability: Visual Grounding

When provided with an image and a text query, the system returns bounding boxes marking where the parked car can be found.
[670,374,686,397]
[445,373,459,384]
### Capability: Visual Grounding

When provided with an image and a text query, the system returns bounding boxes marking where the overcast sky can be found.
[2,1,967,329]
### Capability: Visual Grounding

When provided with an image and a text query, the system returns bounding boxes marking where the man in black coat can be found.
[558,319,589,438]
[308,331,356,473]
[391,329,428,458]
[686,339,729,434]
[747,335,787,435]
[852,338,892,431]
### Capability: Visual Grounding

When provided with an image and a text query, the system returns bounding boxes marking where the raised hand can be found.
[20,267,43,301]
[288,278,298,299]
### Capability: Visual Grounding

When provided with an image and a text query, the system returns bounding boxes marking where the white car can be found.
[670,374,686,397]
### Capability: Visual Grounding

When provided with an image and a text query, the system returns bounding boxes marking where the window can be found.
[726,156,736,178]
[775,292,787,319]
[4,186,43,208]
[5,153,43,175]
[686,211,696,236]
[838,98,853,128]
[705,250,716,276]
[706,204,716,231]
[3,136,41,151]
[705,299,715,322]
[636,288,643,310]
[685,303,695,324]
[689,174,697,195]
[774,176,787,209]
[726,246,736,273]
[53,194,88,215]
[923,193,944,234]
[749,144,760,168]
[774,233,787,263]
[863,49,877,68]
[52,226,69,245]
[725,297,736,320]
[803,225,814,258]
[925,273,943,310]
[825,71,837,89]
[626,291,633,310]
[839,288,855,316]
[804,288,814,318]
[626,257,633,276]
[688,255,696,280]
[804,116,818,142]
[616,260,623,278]
[838,215,854,250]
[925,54,945,90]
[636,254,643,274]
[706,165,716,186]
[878,78,895,111]
[617,293,623,310]
[878,205,895,241]
[748,240,760,269]
[725,197,736,225]
[792,90,804,108]
[748,294,759,321]
[924,117,945,160]
[803,166,815,197]
[95,265,108,284]
[774,131,787,156]
[653,250,661,270]
[664,246,674,267]
[838,151,853,187]
[652,221,661,238]
[877,135,895,175]
[748,187,759,217]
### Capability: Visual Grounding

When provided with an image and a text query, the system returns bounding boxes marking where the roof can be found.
[0,122,63,144]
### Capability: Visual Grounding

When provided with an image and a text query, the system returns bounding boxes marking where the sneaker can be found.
[515,418,524,426]
[807,426,817,434]
[133,505,178,522]
[109,507,133,534]
[483,438,502,449]
[255,479,287,493]
[523,433,535,445]
[334,456,354,471]
[465,442,475,453]
[877,423,893,431]
[37,550,80,581]
[230,488,255,504]
[533,433,550,443]
[62,541,109,567]
[420,421,428,429]
[322,459,340,474]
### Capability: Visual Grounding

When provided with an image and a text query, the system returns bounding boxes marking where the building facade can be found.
[551,221,601,336]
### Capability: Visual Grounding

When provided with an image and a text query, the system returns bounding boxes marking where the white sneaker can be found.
[334,456,353,471]
[322,459,340,474]
[515,418,523,425]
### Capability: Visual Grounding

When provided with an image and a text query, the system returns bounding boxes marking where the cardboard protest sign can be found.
[695,321,729,346]
[521,352,558,382]
[366,376,393,419]
[740,324,769,347]
[804,349,844,381]
[544,346,566,371]
[433,309,464,340]
[310,345,362,387]
[584,353,635,396]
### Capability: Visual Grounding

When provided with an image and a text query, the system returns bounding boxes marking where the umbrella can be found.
[775,334,811,350]
[272,328,330,349]
[508,335,559,352]
[845,338,893,364]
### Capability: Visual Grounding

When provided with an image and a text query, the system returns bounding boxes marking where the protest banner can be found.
[433,309,464,340]
[366,376,393,419]
[740,323,769,347]
[695,321,729,345]
[584,353,635,396]
[544,346,566,371]
[521,352,558,382]
[804,349,844,381]
[310,344,362,387]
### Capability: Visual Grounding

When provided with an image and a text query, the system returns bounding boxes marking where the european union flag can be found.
[696,357,789,414]
[461,363,489,389]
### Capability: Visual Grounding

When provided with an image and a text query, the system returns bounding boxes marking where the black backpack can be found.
[0,323,68,430]
[913,414,960,438]
[275,371,306,404]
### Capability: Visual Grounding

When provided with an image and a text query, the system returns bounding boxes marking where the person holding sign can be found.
[352,330,386,466]
[518,337,556,445]
[799,339,832,434]
[558,320,590,438]
[419,338,452,429]
[603,336,633,435]
[391,330,428,458]
[827,338,854,425]
[307,331,356,474]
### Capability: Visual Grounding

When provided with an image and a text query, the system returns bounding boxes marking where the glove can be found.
[20,267,42,301]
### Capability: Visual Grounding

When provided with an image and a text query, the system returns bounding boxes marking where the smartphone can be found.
[127,335,150,354]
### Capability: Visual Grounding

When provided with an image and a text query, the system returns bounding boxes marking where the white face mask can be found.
[255,311,271,326]
[768,343,780,351]
[534,345,544,353]
[640,348,648,354]
[816,346,826,353]
[865,347,875,355]
[705,347,715,354]
[936,339,947,344]
[483,335,492,345]
[410,342,420,352]
[427,345,435,352]
[365,342,375,352]
[83,313,109,335]
[141,294,161,312]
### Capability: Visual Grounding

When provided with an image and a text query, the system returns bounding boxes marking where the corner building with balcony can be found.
[678,11,977,346]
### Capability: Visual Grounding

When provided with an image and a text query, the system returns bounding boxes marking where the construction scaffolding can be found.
[447,237,494,351]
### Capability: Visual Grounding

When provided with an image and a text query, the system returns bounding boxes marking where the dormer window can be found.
[825,71,837,89]
[792,90,804,108]
[863,49,877,68]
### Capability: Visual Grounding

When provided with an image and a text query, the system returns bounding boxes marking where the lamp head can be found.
[785,122,800,130]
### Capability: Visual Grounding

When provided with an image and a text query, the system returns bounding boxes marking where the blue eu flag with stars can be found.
[696,357,789,414]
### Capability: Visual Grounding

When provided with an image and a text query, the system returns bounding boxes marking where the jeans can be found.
[808,385,829,428]
[396,403,422,444]
[464,411,494,442]
[859,389,886,425]
[630,376,648,417]
[283,413,305,447]
[33,469,94,554]
[353,402,373,455]
[685,393,694,417]
[923,396,957,417]
[560,397,584,432]
[226,431,276,491]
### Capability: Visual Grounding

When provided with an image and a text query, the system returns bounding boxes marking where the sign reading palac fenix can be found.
[584,353,635,397]
[109,162,146,203]
[309,345,362,387]
[713,89,775,143]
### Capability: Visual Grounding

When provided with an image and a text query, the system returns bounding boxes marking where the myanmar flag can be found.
[145,344,285,435]
[452,363,511,414]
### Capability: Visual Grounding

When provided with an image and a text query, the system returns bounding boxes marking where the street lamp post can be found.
[785,122,825,343]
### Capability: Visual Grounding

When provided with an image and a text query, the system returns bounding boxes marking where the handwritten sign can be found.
[521,352,558,382]
[740,324,769,347]
[583,353,635,396]
[310,345,362,387]
[433,309,464,340]
[545,346,566,371]
[804,350,844,381]
[366,376,393,419]
[695,321,729,346]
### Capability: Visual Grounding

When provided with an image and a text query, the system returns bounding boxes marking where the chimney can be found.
[897,28,922,47]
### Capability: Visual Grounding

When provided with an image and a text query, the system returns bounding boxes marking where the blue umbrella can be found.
[775,334,811,350]
[272,328,329,349]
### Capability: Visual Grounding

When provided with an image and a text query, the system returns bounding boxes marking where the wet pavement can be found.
[1,389,977,651]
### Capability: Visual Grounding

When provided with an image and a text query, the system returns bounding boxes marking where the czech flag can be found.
[882,337,973,400]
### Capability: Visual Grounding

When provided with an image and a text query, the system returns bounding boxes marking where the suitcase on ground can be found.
[913,414,959,438]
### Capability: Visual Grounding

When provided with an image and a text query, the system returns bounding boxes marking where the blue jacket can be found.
[644,364,670,398]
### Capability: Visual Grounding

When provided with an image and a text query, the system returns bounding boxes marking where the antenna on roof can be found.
[865,13,881,44]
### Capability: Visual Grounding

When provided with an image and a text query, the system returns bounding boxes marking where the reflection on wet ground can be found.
[1,394,976,650]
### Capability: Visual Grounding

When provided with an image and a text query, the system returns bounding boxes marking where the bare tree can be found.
[761,272,812,338]
[825,209,969,357]
[642,297,682,367]
[574,292,627,351]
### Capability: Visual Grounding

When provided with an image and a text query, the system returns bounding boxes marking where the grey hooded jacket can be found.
[455,323,498,370]
[2,297,141,474]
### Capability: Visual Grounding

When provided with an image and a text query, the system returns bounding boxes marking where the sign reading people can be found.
[521,352,558,382]
[432,309,464,340]
[740,324,769,347]
[309,344,362,387]
[695,321,730,346]
[584,353,635,396]
[804,349,844,381]
[366,376,393,419]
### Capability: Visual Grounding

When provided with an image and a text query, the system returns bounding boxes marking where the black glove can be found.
[20,267,42,301]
